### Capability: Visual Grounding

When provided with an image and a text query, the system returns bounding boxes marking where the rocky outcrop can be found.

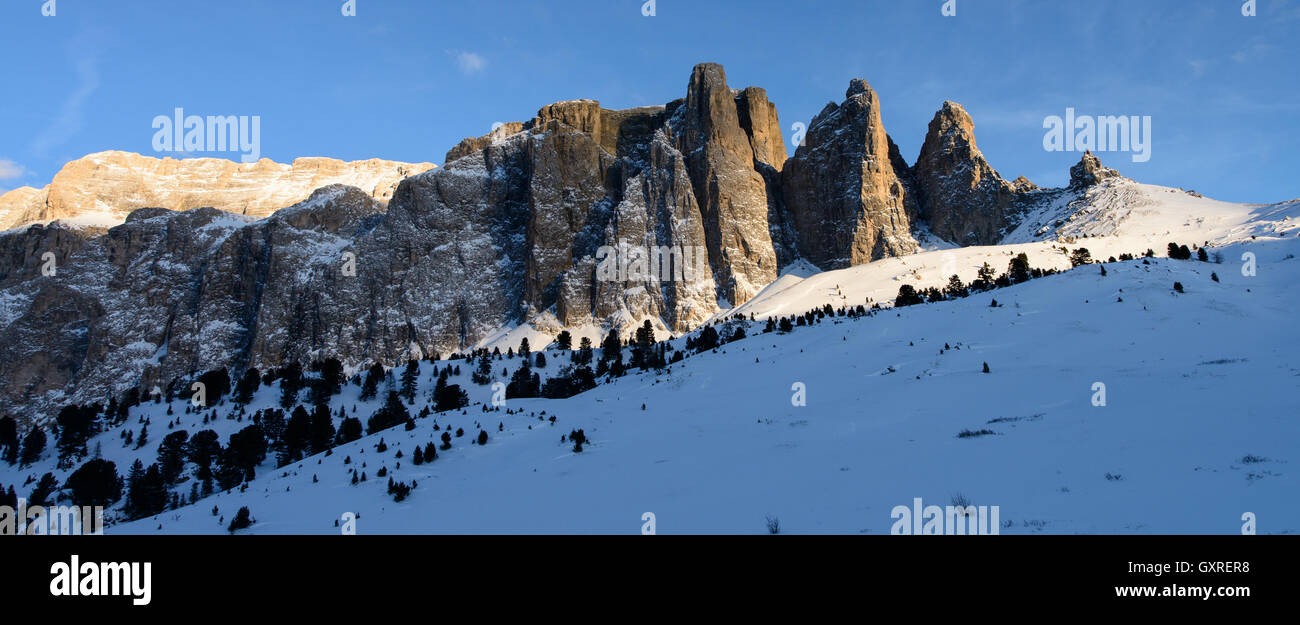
[780,79,918,270]
[912,101,1035,246]
[674,64,780,304]
[0,187,45,233]
[0,151,436,230]
[1069,150,1121,188]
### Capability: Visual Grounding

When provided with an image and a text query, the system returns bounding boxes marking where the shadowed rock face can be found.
[780,79,919,270]
[912,101,1037,246]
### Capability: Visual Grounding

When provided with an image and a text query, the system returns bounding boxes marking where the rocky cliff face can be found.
[912,101,1037,246]
[0,63,1098,425]
[0,151,436,231]
[780,79,919,270]
[0,64,787,422]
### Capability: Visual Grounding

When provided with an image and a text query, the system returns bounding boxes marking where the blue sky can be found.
[1,0,1297,203]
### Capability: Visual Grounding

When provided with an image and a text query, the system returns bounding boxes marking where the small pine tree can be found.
[227,506,253,532]
[895,285,923,307]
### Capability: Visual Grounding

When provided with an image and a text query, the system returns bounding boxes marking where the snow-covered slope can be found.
[728,179,1300,321]
[23,241,1284,534]
[4,178,1296,534]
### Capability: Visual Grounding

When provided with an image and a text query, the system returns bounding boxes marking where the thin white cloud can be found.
[452,50,487,75]
[0,159,30,181]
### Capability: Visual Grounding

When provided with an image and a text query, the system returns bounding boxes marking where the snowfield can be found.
[4,179,1297,534]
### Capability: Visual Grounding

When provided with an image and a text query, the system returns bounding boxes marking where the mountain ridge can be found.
[1,63,1294,427]
[0,151,436,232]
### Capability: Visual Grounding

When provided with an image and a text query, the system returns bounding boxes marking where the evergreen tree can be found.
[66,458,122,507]
[259,408,286,449]
[506,360,539,399]
[555,330,573,351]
[0,415,17,465]
[895,284,923,307]
[601,329,622,364]
[472,354,493,385]
[359,362,385,401]
[234,367,261,405]
[228,506,253,532]
[366,391,410,434]
[126,463,168,519]
[694,326,720,352]
[633,320,657,369]
[315,358,346,400]
[307,404,335,455]
[436,382,473,410]
[55,404,100,464]
[19,427,45,466]
[400,360,420,404]
[1069,248,1093,267]
[187,430,221,482]
[157,430,189,485]
[1167,242,1192,260]
[278,362,303,409]
[335,416,364,445]
[196,368,232,404]
[282,405,311,463]
[224,424,267,482]
[945,275,968,298]
[29,472,59,507]
[125,459,145,509]
[1008,253,1032,283]
[577,336,594,365]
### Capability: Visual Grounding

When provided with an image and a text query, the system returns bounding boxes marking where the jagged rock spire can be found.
[779,78,919,270]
